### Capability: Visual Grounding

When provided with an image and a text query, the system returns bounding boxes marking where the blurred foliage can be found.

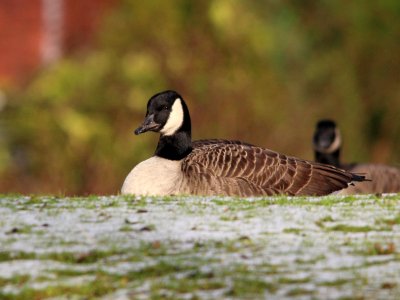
[1,0,400,194]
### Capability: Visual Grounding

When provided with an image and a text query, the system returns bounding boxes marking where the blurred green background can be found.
[1,0,400,195]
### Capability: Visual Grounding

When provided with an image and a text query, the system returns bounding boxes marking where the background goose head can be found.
[313,119,342,167]
[313,119,341,154]
[134,90,191,137]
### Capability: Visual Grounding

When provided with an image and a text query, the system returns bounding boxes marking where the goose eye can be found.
[156,106,167,112]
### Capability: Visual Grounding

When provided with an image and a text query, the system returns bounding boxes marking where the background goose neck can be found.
[315,149,341,168]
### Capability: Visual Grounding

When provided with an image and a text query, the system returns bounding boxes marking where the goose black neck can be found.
[155,130,192,160]
[315,149,341,168]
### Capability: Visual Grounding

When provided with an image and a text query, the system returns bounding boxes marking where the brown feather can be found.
[339,163,400,194]
[182,141,364,196]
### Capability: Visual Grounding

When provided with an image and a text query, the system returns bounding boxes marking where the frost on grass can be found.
[0,194,400,299]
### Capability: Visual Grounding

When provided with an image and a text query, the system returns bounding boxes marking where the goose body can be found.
[313,119,400,194]
[122,156,182,195]
[122,91,365,196]
[342,164,400,194]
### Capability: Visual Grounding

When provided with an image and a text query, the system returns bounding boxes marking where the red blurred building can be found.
[0,0,116,86]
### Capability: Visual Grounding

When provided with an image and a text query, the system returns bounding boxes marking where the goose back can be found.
[181,141,362,196]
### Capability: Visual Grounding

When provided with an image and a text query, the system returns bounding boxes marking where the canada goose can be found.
[313,119,400,194]
[121,91,365,196]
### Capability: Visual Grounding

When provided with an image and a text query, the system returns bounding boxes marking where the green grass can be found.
[1,194,400,299]
[325,224,386,232]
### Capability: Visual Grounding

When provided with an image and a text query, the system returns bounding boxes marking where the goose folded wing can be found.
[182,142,363,196]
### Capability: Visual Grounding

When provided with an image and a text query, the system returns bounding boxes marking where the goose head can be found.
[135,90,191,137]
[313,119,341,154]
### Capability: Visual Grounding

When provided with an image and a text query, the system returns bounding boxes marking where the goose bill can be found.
[134,114,161,135]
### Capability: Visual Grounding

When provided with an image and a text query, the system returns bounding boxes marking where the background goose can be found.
[121,91,365,196]
[313,119,400,194]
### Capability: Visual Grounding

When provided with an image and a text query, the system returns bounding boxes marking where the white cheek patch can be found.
[315,129,341,154]
[160,98,184,136]
[313,128,342,154]
[324,128,342,153]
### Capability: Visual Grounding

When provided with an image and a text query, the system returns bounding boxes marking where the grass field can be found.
[0,194,400,299]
